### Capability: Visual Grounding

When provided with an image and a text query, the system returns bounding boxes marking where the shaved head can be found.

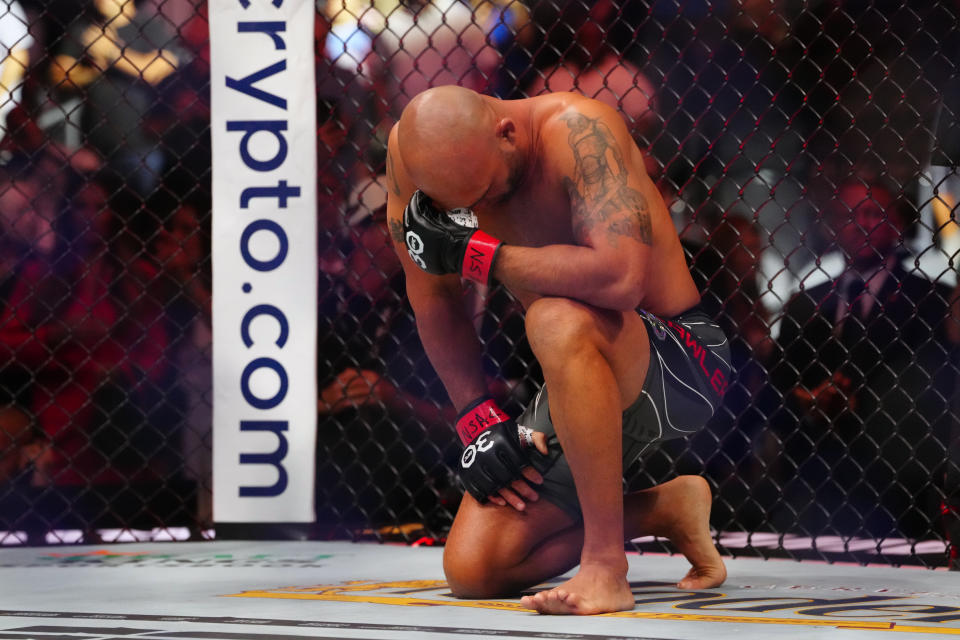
[398,86,500,207]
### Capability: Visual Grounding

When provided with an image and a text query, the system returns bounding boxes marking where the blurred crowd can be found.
[0,0,212,535]
[0,0,958,557]
[314,0,960,552]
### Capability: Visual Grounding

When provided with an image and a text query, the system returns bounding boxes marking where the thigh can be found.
[524,297,651,412]
[445,491,578,568]
[603,308,652,412]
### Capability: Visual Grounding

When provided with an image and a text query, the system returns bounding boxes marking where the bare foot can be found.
[660,476,727,589]
[520,563,635,615]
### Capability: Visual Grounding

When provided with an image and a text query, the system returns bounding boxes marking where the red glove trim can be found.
[456,397,510,445]
[461,230,502,285]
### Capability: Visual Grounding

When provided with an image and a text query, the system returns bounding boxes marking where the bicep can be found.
[568,176,654,250]
[554,107,654,254]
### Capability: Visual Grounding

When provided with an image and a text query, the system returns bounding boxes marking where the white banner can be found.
[210,0,317,523]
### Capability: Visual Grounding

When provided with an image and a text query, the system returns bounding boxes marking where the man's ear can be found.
[496,118,517,147]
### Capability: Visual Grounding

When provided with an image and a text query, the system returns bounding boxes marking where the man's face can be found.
[831,184,901,264]
[428,146,523,213]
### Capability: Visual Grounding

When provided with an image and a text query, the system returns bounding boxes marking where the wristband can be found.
[461,230,502,285]
[455,396,510,445]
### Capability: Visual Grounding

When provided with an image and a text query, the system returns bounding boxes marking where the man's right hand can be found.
[403,190,503,285]
[456,397,548,511]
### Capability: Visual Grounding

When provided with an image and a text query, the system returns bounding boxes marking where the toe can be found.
[560,592,582,613]
[677,572,698,590]
[537,588,577,614]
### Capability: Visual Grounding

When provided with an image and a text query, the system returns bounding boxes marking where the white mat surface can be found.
[1,541,958,639]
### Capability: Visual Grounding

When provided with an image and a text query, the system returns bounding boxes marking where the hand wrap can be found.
[403,190,502,285]
[455,397,550,502]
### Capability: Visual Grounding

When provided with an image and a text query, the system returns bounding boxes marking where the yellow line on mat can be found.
[226,590,960,635]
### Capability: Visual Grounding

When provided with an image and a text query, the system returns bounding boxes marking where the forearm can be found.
[412,295,489,411]
[493,244,643,310]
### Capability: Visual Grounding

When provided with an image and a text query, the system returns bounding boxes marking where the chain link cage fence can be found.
[0,0,958,569]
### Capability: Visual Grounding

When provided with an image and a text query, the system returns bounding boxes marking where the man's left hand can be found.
[485,430,549,511]
[456,397,551,511]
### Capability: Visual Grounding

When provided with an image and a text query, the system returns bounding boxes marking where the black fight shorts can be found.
[517,304,732,522]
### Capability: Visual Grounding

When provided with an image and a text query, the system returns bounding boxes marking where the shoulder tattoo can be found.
[560,112,652,246]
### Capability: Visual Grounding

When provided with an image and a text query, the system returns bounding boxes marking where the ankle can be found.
[579,554,629,576]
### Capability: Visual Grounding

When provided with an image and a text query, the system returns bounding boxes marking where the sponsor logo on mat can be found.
[0,550,332,568]
[227,579,960,634]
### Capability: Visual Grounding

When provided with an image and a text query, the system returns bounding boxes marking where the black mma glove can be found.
[403,190,503,285]
[455,397,548,502]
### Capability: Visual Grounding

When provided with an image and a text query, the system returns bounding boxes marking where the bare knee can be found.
[443,543,512,598]
[443,517,537,598]
[525,297,606,367]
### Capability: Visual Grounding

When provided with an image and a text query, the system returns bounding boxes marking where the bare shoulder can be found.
[534,91,622,117]
[536,94,643,174]
[539,94,632,137]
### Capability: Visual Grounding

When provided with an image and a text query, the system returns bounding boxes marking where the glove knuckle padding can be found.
[459,421,528,502]
[495,437,525,470]
[403,190,472,275]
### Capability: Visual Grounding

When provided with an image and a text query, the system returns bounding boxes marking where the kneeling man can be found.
[385,86,731,615]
